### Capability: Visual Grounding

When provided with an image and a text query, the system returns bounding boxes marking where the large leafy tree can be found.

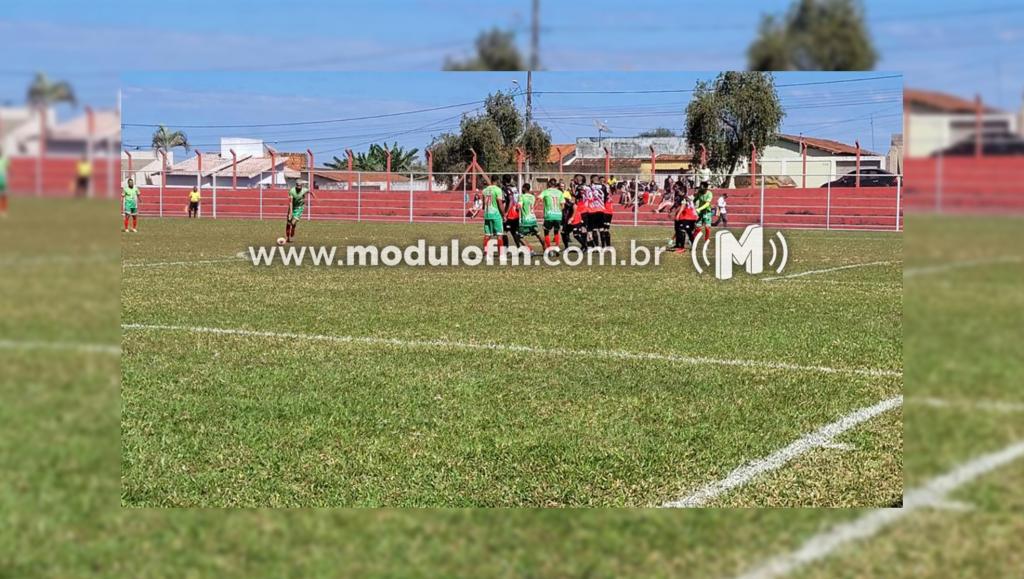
[748,0,876,71]
[637,128,679,138]
[326,143,420,172]
[427,90,551,183]
[444,28,527,71]
[26,72,76,108]
[684,72,784,185]
[150,124,190,154]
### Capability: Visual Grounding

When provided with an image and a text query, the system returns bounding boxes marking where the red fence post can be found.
[306,149,314,221]
[345,149,353,171]
[750,144,757,184]
[649,145,657,183]
[426,149,433,193]
[85,106,95,198]
[268,148,276,187]
[230,148,237,190]
[974,94,983,158]
[603,146,610,181]
[37,107,46,196]
[385,148,392,192]
[801,138,807,189]
[470,148,478,191]
[195,149,202,192]
[555,146,564,177]
[699,144,708,167]
[855,141,861,189]
[159,149,167,217]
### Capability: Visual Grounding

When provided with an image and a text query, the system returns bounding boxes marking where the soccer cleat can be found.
[131,228,138,233]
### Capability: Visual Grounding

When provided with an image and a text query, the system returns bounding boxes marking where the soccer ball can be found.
[276,237,286,246]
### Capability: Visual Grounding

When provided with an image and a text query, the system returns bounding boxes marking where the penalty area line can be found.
[732,439,1024,579]
[661,395,903,508]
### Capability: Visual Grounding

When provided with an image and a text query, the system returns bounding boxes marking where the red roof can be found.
[777,134,880,157]
[904,88,1001,114]
[547,144,575,163]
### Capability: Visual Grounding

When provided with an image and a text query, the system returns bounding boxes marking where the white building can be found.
[743,134,887,187]
[905,88,1019,157]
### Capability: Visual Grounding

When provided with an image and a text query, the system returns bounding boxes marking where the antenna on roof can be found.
[594,119,611,146]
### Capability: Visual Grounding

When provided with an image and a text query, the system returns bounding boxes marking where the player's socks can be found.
[132,216,138,230]
[543,235,549,249]
[123,216,129,230]
[553,233,560,247]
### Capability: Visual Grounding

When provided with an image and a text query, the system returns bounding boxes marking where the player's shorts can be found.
[602,213,613,227]
[0,178,6,195]
[583,213,602,230]
[188,201,199,211]
[504,219,520,235]
[289,205,305,222]
[484,215,503,235]
[76,176,89,190]
[543,219,561,233]
[520,220,539,236]
[698,212,713,226]
[123,201,138,215]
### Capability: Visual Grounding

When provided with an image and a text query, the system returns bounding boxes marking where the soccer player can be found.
[694,182,714,243]
[673,191,698,253]
[518,183,542,252]
[122,178,141,232]
[559,183,575,250]
[285,179,312,243]
[187,185,201,218]
[0,146,8,218]
[539,178,564,251]
[481,180,505,251]
[712,192,728,227]
[501,175,521,249]
[74,154,92,198]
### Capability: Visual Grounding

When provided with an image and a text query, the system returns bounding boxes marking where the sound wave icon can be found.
[767,231,789,273]
[690,230,712,274]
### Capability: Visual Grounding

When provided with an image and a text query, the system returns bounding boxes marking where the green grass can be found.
[6,197,1024,576]
[121,213,902,507]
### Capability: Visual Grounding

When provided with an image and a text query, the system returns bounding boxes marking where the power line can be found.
[531,74,902,96]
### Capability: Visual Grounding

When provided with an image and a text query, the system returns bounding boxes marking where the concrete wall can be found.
[907,112,1016,157]
[574,137,688,159]
[220,137,265,159]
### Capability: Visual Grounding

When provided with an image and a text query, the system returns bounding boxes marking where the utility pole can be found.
[525,0,538,176]
[870,114,876,153]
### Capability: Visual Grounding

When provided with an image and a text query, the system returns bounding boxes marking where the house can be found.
[122,150,170,186]
[46,109,121,157]
[163,138,298,189]
[0,106,54,155]
[311,170,423,191]
[1,107,120,158]
[905,88,1018,157]
[747,134,887,188]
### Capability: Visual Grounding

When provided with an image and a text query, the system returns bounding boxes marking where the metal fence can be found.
[119,168,905,231]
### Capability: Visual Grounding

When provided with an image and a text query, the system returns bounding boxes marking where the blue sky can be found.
[1,0,1021,144]
[121,71,902,158]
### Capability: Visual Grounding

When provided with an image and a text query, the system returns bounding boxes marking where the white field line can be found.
[0,339,119,355]
[661,396,903,508]
[733,439,1024,579]
[121,323,901,378]
[122,257,243,269]
[910,396,1024,413]
[761,261,894,282]
[904,256,1022,279]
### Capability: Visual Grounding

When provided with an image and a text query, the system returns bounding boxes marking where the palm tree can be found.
[325,143,419,172]
[26,72,76,108]
[151,124,190,153]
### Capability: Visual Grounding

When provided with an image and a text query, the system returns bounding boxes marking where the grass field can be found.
[120,208,902,508]
[4,198,1024,576]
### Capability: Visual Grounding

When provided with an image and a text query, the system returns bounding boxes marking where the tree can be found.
[325,143,419,172]
[637,128,679,138]
[150,124,190,154]
[684,72,784,186]
[444,28,527,71]
[748,0,877,71]
[427,90,551,184]
[26,72,76,108]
